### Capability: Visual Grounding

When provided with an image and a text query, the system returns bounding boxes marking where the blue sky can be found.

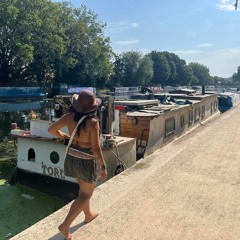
[55,0,239,78]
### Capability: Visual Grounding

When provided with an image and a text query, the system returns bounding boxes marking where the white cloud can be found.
[107,21,139,34]
[197,43,214,47]
[175,49,203,55]
[175,47,240,77]
[217,0,236,11]
[114,39,139,46]
[130,22,139,28]
[216,47,240,57]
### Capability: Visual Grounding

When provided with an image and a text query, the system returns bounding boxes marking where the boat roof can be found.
[126,110,163,117]
[168,88,197,94]
[154,93,217,101]
[115,99,159,106]
[218,92,238,97]
[126,99,200,117]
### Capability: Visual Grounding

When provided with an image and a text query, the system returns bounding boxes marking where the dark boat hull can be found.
[14,168,79,202]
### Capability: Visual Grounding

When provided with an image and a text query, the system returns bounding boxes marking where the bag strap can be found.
[66,115,88,152]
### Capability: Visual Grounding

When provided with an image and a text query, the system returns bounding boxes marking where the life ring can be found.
[114,163,124,175]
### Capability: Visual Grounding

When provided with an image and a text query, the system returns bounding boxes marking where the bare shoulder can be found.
[87,117,99,127]
[53,112,74,127]
[48,112,73,132]
[64,112,74,122]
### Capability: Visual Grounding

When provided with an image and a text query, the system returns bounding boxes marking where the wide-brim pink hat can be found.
[71,89,102,113]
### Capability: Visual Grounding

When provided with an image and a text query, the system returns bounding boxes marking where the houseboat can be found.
[113,89,220,158]
[109,86,141,100]
[11,89,220,200]
[0,87,47,113]
[0,87,46,102]
[11,94,136,201]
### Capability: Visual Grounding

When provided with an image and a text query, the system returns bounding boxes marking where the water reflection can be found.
[0,99,64,238]
[0,181,66,239]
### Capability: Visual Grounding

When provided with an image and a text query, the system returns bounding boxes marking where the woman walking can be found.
[48,89,107,240]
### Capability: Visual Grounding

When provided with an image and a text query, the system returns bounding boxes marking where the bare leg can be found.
[83,200,99,223]
[78,183,98,223]
[58,179,96,239]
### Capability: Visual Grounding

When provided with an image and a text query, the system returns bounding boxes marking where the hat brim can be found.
[72,94,102,113]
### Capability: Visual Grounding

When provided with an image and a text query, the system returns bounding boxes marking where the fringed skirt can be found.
[64,145,97,183]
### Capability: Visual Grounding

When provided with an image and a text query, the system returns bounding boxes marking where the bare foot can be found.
[84,212,99,223]
[58,224,72,240]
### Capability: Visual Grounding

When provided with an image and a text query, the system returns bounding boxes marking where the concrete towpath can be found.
[11,106,240,240]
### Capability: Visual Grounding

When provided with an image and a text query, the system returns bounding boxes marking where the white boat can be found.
[11,95,136,201]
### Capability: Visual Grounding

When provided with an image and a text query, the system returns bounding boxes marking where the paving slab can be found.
[11,106,240,240]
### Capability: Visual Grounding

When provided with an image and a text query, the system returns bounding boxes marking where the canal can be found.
[0,141,66,239]
[0,97,68,238]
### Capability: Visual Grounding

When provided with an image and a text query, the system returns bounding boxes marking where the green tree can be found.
[23,1,68,86]
[121,51,141,86]
[118,51,153,86]
[232,66,240,86]
[55,3,113,88]
[0,0,113,88]
[0,0,33,85]
[0,0,66,86]
[188,62,212,86]
[147,51,170,86]
[176,61,193,86]
[111,54,124,87]
[136,55,153,86]
[162,52,177,84]
[162,52,193,86]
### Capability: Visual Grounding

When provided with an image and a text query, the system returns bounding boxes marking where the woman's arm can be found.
[48,114,70,140]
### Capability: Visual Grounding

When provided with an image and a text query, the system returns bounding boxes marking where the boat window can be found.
[195,107,200,121]
[214,101,218,111]
[28,148,35,162]
[202,105,205,118]
[50,151,60,164]
[188,110,193,124]
[218,97,228,107]
[165,117,175,137]
[180,115,184,127]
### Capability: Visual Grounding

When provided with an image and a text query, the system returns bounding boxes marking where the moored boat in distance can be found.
[108,86,141,100]
[0,87,46,102]
[218,91,240,113]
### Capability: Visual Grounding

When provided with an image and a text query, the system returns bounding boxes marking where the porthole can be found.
[50,151,60,164]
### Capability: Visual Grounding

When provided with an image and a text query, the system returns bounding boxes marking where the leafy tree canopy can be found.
[188,62,212,86]
[0,0,113,88]
[232,66,240,86]
[0,0,238,89]
[115,51,153,87]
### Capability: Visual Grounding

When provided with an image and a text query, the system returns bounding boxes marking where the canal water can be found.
[0,100,67,240]
[0,142,66,239]
[0,181,66,239]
